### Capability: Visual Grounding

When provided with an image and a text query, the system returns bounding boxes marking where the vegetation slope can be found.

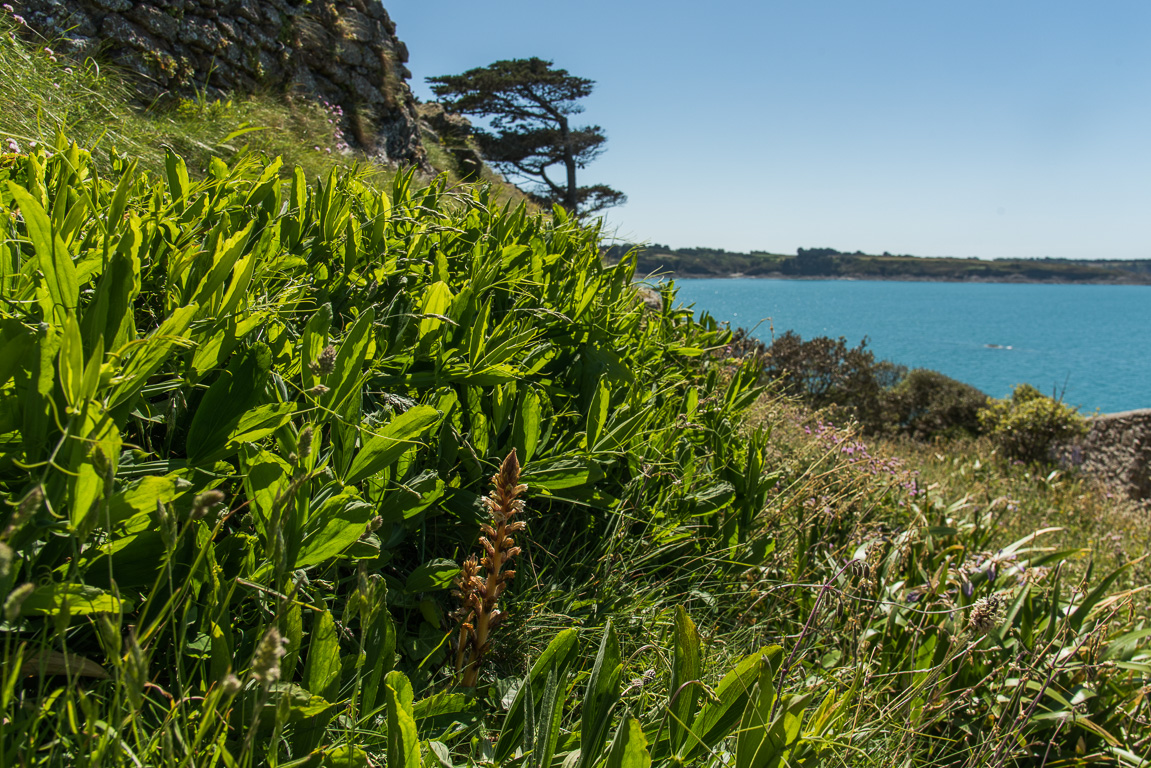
[0,20,1149,768]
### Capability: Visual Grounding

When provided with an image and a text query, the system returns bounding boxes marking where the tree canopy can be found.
[427,58,625,217]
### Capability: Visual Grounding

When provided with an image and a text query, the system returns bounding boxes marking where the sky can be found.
[389,1,1151,260]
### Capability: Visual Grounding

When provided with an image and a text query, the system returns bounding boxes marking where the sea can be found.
[671,278,1151,414]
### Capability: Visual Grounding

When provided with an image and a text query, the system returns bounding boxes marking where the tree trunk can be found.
[559,115,578,212]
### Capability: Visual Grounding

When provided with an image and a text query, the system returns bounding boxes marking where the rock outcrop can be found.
[1061,408,1151,500]
[9,0,426,167]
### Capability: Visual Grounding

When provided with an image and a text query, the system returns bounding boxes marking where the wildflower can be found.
[4,138,18,154]
[968,594,1005,636]
[310,344,337,376]
[12,14,24,25]
[63,67,72,75]
[305,384,330,397]
[42,47,52,56]
[250,627,288,685]
[4,583,35,621]
[2,5,14,12]
[190,489,225,521]
[453,450,528,687]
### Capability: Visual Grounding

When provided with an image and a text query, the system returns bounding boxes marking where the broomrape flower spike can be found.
[452,449,528,687]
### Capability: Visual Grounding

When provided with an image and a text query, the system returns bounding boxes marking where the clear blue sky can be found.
[390,1,1151,260]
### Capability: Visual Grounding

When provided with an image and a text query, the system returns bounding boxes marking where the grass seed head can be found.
[969,594,1005,636]
[251,627,288,686]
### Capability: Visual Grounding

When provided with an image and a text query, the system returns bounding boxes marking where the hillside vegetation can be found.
[604,244,1151,283]
[0,21,1149,768]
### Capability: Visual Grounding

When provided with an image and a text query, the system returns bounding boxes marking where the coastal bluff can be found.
[8,0,425,167]
[1064,408,1151,500]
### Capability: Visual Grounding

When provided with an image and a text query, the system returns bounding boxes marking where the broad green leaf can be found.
[587,377,609,448]
[521,457,595,490]
[576,620,623,768]
[164,148,190,209]
[300,304,333,393]
[80,225,140,355]
[532,668,564,768]
[20,583,129,617]
[303,610,340,702]
[294,489,374,569]
[69,409,120,532]
[344,405,441,486]
[513,387,542,463]
[107,304,198,411]
[496,628,579,764]
[0,319,33,389]
[405,559,461,593]
[685,649,787,764]
[185,344,271,465]
[385,671,420,768]
[8,183,78,318]
[604,716,651,768]
[321,746,370,768]
[321,307,375,415]
[668,605,701,754]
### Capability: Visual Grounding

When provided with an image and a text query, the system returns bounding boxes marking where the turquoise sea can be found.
[672,279,1151,414]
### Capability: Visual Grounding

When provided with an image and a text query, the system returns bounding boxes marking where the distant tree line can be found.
[602,244,1151,283]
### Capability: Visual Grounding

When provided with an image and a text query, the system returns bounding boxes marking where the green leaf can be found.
[344,405,441,486]
[7,183,78,317]
[681,648,781,763]
[668,605,701,754]
[107,304,198,412]
[321,746,370,768]
[604,716,651,768]
[385,670,420,768]
[587,377,609,448]
[576,620,623,768]
[521,457,595,490]
[321,307,375,415]
[513,387,542,463]
[20,583,129,617]
[294,490,374,569]
[405,559,461,593]
[185,344,271,465]
[0,319,33,390]
[303,610,340,702]
[531,668,564,768]
[496,628,579,764]
[301,304,333,393]
[164,148,191,208]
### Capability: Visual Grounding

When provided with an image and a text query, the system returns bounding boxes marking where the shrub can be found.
[762,331,904,432]
[978,384,1087,463]
[886,368,990,440]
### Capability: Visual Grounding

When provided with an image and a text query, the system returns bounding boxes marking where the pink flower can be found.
[5,138,19,153]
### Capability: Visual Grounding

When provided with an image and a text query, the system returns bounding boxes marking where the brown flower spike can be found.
[452,450,528,687]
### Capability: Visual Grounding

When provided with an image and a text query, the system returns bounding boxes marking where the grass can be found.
[0,16,533,207]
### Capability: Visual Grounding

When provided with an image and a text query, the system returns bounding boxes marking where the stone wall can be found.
[1062,409,1151,500]
[9,0,426,167]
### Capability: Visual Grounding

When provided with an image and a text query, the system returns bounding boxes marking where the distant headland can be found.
[602,244,1151,284]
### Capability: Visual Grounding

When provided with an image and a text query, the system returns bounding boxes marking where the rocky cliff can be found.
[9,0,426,167]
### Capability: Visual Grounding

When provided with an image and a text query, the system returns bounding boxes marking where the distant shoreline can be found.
[662,271,1151,286]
